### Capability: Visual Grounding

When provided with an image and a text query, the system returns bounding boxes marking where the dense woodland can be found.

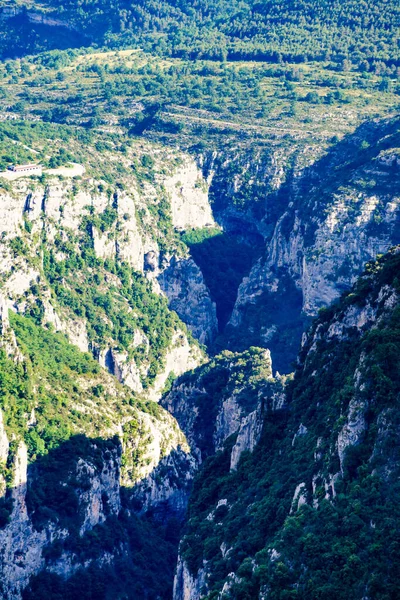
[1,0,399,71]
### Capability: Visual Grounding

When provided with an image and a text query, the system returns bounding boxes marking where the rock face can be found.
[167,350,288,600]
[0,410,194,600]
[0,442,48,600]
[230,403,264,471]
[159,256,218,345]
[0,442,120,600]
[0,296,22,360]
[220,117,400,372]
[0,300,199,599]
[165,158,214,230]
[0,148,213,399]
[162,348,287,466]
[173,554,206,600]
[132,447,198,517]
[0,438,122,600]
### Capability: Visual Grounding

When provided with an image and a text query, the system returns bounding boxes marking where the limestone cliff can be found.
[0,308,193,599]
[225,116,400,372]
[164,158,214,231]
[0,144,215,398]
[158,256,218,346]
[162,348,287,466]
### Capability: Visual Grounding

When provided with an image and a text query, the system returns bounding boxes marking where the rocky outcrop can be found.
[162,348,287,466]
[0,442,49,600]
[0,296,22,361]
[173,554,206,600]
[230,403,264,470]
[173,247,400,600]
[132,447,198,517]
[0,422,194,599]
[0,297,199,599]
[0,438,123,600]
[0,163,207,397]
[76,452,121,534]
[148,332,204,402]
[159,256,218,345]
[165,159,214,230]
[0,411,9,497]
[167,351,288,600]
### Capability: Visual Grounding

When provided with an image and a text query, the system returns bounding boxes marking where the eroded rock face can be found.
[0,296,22,360]
[172,248,400,600]
[132,447,198,517]
[173,554,206,600]
[0,159,209,399]
[225,118,400,372]
[165,159,214,231]
[0,440,123,600]
[0,411,9,470]
[0,443,48,600]
[230,404,265,471]
[159,256,218,346]
[76,453,122,534]
[0,426,195,599]
[162,349,287,467]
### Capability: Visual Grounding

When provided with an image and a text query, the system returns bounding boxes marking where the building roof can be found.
[10,164,41,171]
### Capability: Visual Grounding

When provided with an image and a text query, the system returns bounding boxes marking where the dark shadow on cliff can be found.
[6,434,184,600]
[0,13,90,59]
[183,230,263,334]
[220,271,308,374]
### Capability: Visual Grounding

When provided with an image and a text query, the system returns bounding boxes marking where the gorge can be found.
[0,1,399,598]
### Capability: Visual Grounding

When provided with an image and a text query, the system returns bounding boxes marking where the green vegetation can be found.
[179,247,400,599]
[0,44,398,160]
[43,245,186,386]
[0,2,399,598]
[2,0,399,71]
[0,310,184,598]
[0,120,83,171]
[0,311,130,526]
[1,312,150,456]
[220,115,400,372]
[165,347,278,458]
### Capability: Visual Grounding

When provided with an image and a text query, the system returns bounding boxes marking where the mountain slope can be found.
[175,246,400,599]
[1,0,399,67]
[0,302,194,600]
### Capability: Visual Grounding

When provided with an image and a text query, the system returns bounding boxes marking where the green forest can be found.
[1,0,399,71]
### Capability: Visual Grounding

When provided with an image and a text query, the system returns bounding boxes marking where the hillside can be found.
[223,115,400,370]
[0,302,193,600]
[175,246,400,600]
[1,0,399,69]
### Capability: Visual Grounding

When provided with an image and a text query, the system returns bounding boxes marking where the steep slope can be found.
[0,302,194,600]
[161,347,287,465]
[225,115,400,371]
[0,122,220,395]
[0,121,218,599]
[174,246,400,599]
